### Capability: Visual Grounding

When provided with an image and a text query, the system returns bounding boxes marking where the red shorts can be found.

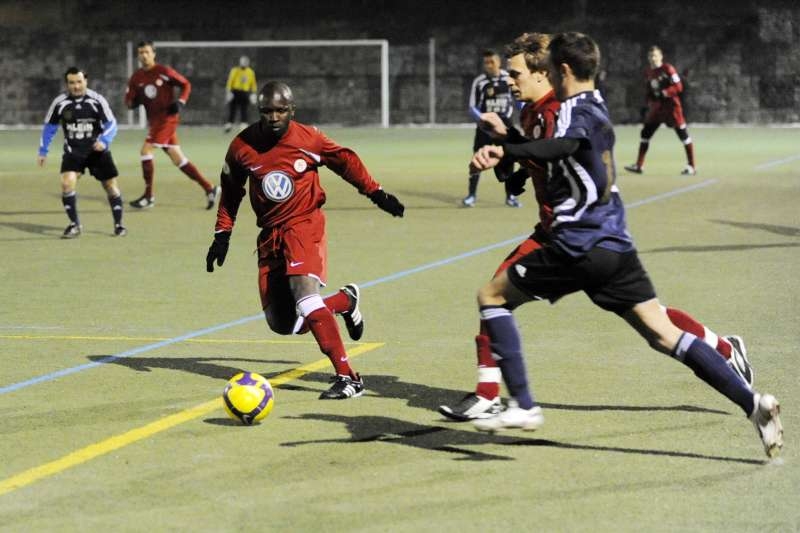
[257,210,328,311]
[644,101,686,129]
[146,118,180,147]
[494,233,546,278]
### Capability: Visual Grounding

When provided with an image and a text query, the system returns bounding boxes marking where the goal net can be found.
[126,40,390,127]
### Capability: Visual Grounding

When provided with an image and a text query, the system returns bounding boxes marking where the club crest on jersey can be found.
[155,78,163,86]
[533,124,542,138]
[144,84,158,99]
[261,171,294,202]
[293,158,307,173]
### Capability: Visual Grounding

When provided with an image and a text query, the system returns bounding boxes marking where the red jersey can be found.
[216,121,381,231]
[645,63,683,108]
[125,64,191,124]
[519,90,560,231]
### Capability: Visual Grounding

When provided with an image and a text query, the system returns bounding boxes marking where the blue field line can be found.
[0,180,718,396]
[753,153,800,171]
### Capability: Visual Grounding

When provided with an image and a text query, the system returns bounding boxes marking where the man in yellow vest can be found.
[225,55,258,132]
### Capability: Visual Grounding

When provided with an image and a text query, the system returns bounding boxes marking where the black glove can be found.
[504,168,529,196]
[368,189,404,217]
[167,100,184,115]
[206,231,231,272]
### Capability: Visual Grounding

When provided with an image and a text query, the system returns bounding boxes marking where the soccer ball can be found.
[222,372,275,425]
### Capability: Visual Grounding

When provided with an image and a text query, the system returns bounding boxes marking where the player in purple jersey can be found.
[467,32,782,458]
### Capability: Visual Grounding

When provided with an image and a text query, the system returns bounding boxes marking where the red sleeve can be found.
[542,108,558,140]
[318,132,381,195]
[124,75,138,108]
[214,146,248,233]
[164,66,192,103]
[661,64,683,97]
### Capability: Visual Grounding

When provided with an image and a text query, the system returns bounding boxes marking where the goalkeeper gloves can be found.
[368,189,405,217]
[167,101,184,115]
[206,231,231,272]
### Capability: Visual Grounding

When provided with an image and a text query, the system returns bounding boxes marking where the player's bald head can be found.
[258,82,295,109]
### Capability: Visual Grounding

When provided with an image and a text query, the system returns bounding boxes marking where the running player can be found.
[439,33,752,421]
[125,40,219,209]
[468,33,781,458]
[206,81,405,399]
[38,67,126,238]
[462,49,518,208]
[624,45,696,176]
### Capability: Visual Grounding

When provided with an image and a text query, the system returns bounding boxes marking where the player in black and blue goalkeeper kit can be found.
[38,67,126,238]
[467,32,782,458]
[462,49,517,208]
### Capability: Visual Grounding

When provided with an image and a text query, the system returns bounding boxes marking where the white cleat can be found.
[749,393,783,458]
[473,400,544,433]
[462,195,476,207]
[680,165,697,175]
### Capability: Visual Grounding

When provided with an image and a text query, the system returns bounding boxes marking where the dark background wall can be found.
[1,0,798,125]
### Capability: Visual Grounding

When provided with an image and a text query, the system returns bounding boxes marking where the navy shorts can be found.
[506,244,657,315]
[60,150,118,181]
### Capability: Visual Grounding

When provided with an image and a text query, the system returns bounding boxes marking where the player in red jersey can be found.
[439,33,752,421]
[206,81,404,399]
[125,40,219,209]
[625,45,696,176]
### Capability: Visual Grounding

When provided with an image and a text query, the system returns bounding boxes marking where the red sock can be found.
[684,142,695,167]
[141,157,154,198]
[306,307,355,377]
[179,160,213,191]
[324,289,351,314]
[636,140,649,168]
[666,307,731,359]
[474,321,500,399]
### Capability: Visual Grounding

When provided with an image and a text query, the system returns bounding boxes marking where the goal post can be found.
[126,39,390,128]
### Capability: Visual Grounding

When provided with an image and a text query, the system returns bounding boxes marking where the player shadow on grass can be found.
[0,220,72,238]
[292,373,730,416]
[86,355,301,381]
[709,219,800,237]
[279,413,763,465]
[643,219,800,253]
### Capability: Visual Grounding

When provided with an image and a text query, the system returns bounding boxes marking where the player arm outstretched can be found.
[320,139,405,218]
[206,156,247,272]
[470,137,580,172]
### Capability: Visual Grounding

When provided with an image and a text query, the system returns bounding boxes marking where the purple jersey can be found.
[549,90,634,257]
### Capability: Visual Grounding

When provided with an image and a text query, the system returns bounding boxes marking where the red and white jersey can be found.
[125,64,191,123]
[645,62,683,107]
[519,90,560,230]
[216,121,381,231]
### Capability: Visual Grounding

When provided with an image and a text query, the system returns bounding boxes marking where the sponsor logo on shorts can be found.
[514,264,527,277]
[261,171,294,202]
[144,84,157,99]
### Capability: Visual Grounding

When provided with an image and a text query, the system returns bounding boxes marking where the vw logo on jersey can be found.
[261,171,295,202]
[144,84,158,99]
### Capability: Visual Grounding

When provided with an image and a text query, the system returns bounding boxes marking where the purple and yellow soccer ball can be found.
[222,372,275,425]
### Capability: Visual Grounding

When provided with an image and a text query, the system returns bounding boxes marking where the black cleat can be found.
[113,224,128,237]
[61,223,82,239]
[319,374,364,400]
[129,195,154,209]
[206,185,221,210]
[624,164,643,174]
[438,393,503,421]
[340,284,364,341]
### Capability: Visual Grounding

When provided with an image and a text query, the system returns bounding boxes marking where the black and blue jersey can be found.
[548,90,634,257]
[469,70,514,121]
[39,89,117,157]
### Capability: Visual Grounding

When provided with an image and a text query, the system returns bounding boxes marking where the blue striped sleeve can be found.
[39,123,59,156]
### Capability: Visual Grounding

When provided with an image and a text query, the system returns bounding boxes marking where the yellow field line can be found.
[0,342,384,497]
[0,334,372,346]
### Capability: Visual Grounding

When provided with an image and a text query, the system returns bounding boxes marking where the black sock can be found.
[109,195,123,225]
[62,192,79,224]
[468,173,480,196]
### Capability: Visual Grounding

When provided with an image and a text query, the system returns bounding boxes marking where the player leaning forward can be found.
[469,32,782,457]
[38,67,126,238]
[206,82,405,399]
